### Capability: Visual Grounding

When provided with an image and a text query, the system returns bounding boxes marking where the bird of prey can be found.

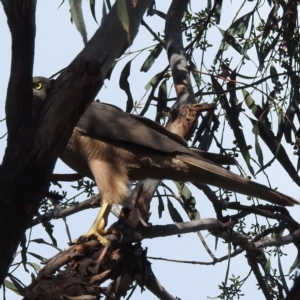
[32,76,298,244]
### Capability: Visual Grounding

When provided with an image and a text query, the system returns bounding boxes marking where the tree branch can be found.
[0,0,153,284]
[1,0,37,146]
[165,0,195,106]
[246,250,273,300]
[29,196,120,228]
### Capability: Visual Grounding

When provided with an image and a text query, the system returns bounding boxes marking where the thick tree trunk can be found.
[0,0,152,285]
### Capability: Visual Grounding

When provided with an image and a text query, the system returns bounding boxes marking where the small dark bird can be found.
[32,76,298,244]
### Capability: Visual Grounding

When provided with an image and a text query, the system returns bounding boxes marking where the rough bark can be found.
[0,0,152,285]
[134,0,198,228]
[1,0,37,146]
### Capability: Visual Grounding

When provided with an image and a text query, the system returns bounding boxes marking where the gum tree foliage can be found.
[1,0,300,299]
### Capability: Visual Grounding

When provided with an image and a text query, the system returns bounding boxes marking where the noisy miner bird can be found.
[32,76,298,244]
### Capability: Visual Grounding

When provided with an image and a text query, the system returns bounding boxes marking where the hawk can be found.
[32,76,298,244]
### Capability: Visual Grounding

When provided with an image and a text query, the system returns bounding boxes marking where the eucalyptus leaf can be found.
[4,280,20,295]
[189,61,201,88]
[215,0,223,24]
[289,252,300,274]
[8,275,24,295]
[175,182,200,221]
[278,254,289,292]
[270,64,279,84]
[140,44,163,73]
[30,238,62,251]
[119,60,134,112]
[89,0,97,23]
[117,0,130,43]
[69,0,88,45]
[27,262,41,273]
[228,12,252,38]
[144,72,163,91]
[167,198,183,223]
[157,191,165,219]
[253,124,264,166]
[264,257,271,283]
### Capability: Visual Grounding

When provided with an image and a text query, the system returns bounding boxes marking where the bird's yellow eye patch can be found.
[33,81,43,90]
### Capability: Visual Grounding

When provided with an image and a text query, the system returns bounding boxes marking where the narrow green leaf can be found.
[243,89,300,185]
[89,0,98,23]
[157,191,165,218]
[167,198,183,223]
[228,12,252,38]
[213,76,254,175]
[8,275,24,295]
[4,280,20,295]
[243,89,260,115]
[27,262,41,273]
[253,124,264,166]
[278,254,289,292]
[189,61,201,88]
[144,72,163,91]
[216,28,250,61]
[117,0,130,44]
[258,34,280,71]
[119,60,134,113]
[58,0,65,9]
[140,44,163,73]
[27,252,46,262]
[175,182,200,221]
[102,0,107,16]
[270,64,279,84]
[207,0,212,9]
[42,221,57,246]
[264,257,271,283]
[289,251,300,274]
[105,0,111,10]
[215,0,223,24]
[30,238,62,251]
[224,243,231,285]
[69,0,88,45]
[215,236,219,250]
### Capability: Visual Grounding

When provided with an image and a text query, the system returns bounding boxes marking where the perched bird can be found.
[32,76,298,244]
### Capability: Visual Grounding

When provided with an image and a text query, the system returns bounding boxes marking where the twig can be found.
[147,247,244,265]
[30,196,121,227]
[141,19,165,47]
[51,173,83,182]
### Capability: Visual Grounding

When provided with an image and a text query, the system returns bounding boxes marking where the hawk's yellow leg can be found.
[75,202,112,245]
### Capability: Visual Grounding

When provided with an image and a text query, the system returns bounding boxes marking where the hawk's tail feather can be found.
[178,155,299,207]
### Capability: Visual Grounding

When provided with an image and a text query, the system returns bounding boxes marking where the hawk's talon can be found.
[73,231,109,246]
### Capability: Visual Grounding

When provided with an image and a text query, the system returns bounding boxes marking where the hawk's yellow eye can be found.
[33,82,43,90]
